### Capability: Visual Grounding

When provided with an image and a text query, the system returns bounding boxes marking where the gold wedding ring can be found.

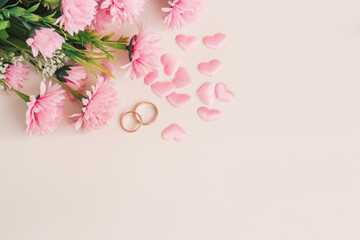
[120,102,159,133]
[134,102,159,126]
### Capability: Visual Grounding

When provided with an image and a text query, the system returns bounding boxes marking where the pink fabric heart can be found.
[175,34,199,51]
[215,83,235,102]
[203,33,227,50]
[161,54,180,76]
[197,107,222,122]
[167,92,191,108]
[198,59,222,77]
[172,67,192,88]
[198,82,216,106]
[151,81,176,97]
[162,124,187,142]
[144,69,160,85]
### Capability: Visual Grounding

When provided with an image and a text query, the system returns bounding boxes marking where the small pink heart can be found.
[167,92,191,108]
[175,34,199,51]
[198,59,222,77]
[197,107,222,122]
[215,83,235,102]
[198,82,216,106]
[161,54,180,76]
[162,124,187,142]
[172,67,192,88]
[144,69,160,85]
[203,33,227,50]
[151,81,176,97]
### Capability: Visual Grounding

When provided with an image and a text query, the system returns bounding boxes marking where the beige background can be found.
[1,0,360,239]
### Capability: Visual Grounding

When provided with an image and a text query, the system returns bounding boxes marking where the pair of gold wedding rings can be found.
[120,102,159,133]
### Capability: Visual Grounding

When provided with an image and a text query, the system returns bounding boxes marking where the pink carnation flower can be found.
[26,81,66,135]
[72,77,119,131]
[101,0,146,25]
[56,0,98,35]
[26,28,65,59]
[91,1,113,32]
[4,64,30,91]
[162,0,204,29]
[121,25,162,79]
[58,64,88,100]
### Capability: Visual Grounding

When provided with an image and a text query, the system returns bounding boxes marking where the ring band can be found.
[120,111,143,133]
[134,102,159,126]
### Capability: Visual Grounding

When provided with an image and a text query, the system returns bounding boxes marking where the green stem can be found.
[47,74,86,101]
[0,39,32,54]
[0,79,30,102]
[0,39,22,50]
[97,40,127,50]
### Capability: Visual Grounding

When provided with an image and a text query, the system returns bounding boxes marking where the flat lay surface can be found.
[1,0,360,239]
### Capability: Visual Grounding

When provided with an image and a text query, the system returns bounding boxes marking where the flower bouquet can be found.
[0,0,204,135]
[0,0,159,135]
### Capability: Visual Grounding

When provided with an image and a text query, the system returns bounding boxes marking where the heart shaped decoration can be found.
[144,69,160,85]
[203,33,227,50]
[161,54,180,76]
[197,107,222,122]
[176,34,199,51]
[167,92,191,108]
[215,83,235,102]
[162,124,187,142]
[198,59,222,77]
[151,81,176,97]
[172,67,192,88]
[198,82,216,106]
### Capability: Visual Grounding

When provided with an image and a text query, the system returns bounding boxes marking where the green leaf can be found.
[0,0,10,8]
[43,17,56,24]
[63,49,97,76]
[116,36,130,44]
[4,1,22,8]
[47,73,86,101]
[0,29,9,39]
[23,13,41,21]
[0,13,3,20]
[101,42,127,50]
[25,3,40,13]
[55,66,71,83]
[73,57,97,76]
[101,32,115,42]
[8,7,26,16]
[2,9,10,18]
[11,87,30,102]
[85,51,107,56]
[43,11,56,22]
[89,61,115,79]
[22,20,32,30]
[62,42,83,51]
[7,37,31,49]
[77,31,93,45]
[72,43,86,50]
[0,20,10,30]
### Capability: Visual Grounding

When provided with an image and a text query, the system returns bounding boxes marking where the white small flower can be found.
[36,50,69,76]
